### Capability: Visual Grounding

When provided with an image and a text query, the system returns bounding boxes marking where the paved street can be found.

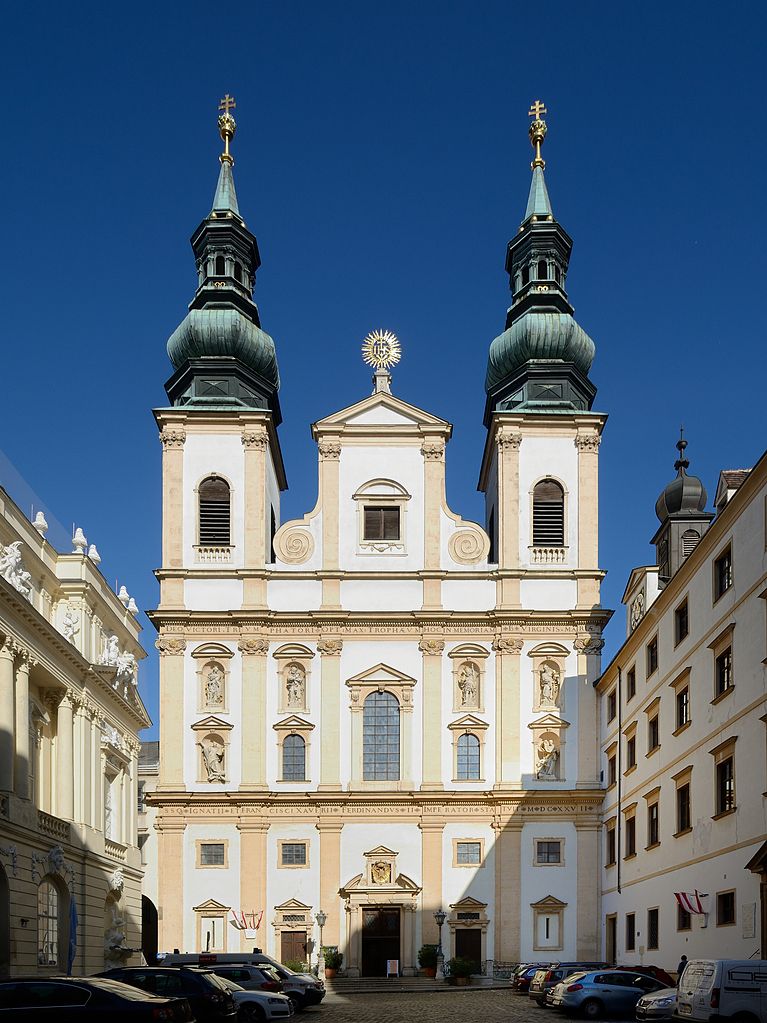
[313,990,625,1022]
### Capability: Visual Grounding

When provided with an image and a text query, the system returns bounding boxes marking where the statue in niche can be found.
[286,664,305,708]
[536,736,560,779]
[371,861,391,884]
[458,662,479,707]
[539,663,560,706]
[205,664,224,705]
[62,610,80,644]
[200,737,225,782]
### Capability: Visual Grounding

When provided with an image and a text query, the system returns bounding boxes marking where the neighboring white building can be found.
[598,443,767,965]
[0,483,151,977]
[143,103,611,974]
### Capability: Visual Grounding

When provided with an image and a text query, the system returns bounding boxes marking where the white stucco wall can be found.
[183,433,245,569]
[518,435,579,568]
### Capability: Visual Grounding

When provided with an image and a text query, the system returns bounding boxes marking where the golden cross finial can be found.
[527,98,548,169]
[218,94,237,165]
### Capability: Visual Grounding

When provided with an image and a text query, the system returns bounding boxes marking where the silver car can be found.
[635,987,677,1020]
[549,970,666,1018]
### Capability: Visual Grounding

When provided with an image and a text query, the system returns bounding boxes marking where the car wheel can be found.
[581,999,602,1019]
[240,1005,265,1022]
[288,996,303,1013]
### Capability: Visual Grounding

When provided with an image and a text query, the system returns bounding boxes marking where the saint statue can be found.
[205,664,224,705]
[62,610,80,643]
[200,738,225,782]
[458,662,479,707]
[286,664,305,708]
[539,663,560,706]
[101,634,120,666]
[536,737,560,779]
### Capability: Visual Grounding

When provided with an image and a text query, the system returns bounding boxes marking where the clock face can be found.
[361,329,401,370]
[630,591,645,630]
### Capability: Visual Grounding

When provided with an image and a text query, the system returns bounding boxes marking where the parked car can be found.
[677,958,767,1022]
[161,954,325,1011]
[529,963,608,1006]
[214,974,294,1021]
[635,986,677,1020]
[512,964,551,992]
[616,965,676,988]
[211,966,284,994]
[99,966,238,1022]
[0,976,193,1021]
[548,969,666,1018]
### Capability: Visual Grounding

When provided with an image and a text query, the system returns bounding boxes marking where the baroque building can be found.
[0,484,150,977]
[144,99,611,974]
[598,444,767,964]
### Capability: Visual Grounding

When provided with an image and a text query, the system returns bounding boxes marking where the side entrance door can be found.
[281,930,307,965]
[361,908,400,976]
[455,929,481,973]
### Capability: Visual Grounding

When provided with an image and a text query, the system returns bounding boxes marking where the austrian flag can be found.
[674,891,707,915]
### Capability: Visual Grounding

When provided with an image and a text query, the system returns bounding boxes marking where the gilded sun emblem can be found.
[361,329,401,370]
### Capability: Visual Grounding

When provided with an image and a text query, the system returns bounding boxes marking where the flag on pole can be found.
[674,891,707,915]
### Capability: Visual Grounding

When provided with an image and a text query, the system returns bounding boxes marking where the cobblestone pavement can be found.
[308,990,626,1022]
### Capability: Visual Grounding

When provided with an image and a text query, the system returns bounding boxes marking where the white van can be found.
[677,959,767,1022]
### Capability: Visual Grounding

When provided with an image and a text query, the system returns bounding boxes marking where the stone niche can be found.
[448,644,489,714]
[528,642,569,714]
[273,643,314,715]
[192,643,234,715]
[528,714,570,782]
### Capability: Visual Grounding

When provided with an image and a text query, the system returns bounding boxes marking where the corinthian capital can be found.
[493,635,524,654]
[418,637,445,655]
[421,440,445,461]
[497,430,522,450]
[160,427,186,449]
[242,430,268,449]
[317,638,343,657]
[318,439,342,460]
[155,635,185,656]
[575,434,601,452]
[239,637,270,656]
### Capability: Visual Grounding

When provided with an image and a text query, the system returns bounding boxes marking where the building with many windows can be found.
[142,101,611,974]
[0,484,151,977]
[598,443,767,963]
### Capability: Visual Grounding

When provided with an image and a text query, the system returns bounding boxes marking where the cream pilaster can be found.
[317,639,342,789]
[0,639,15,789]
[56,691,74,820]
[421,439,444,610]
[317,821,343,945]
[419,822,444,941]
[242,428,268,608]
[493,636,523,788]
[156,635,186,790]
[318,438,341,609]
[496,429,522,608]
[128,747,139,845]
[239,822,268,950]
[239,637,269,789]
[158,820,185,950]
[160,426,186,609]
[13,651,31,799]
[89,711,100,829]
[575,634,602,788]
[72,697,85,821]
[576,822,601,958]
[575,433,601,608]
[419,637,444,790]
[494,819,522,961]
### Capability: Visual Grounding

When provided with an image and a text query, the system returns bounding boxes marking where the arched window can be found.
[215,255,225,276]
[681,529,701,558]
[282,734,306,781]
[553,266,561,285]
[457,733,480,780]
[537,259,548,280]
[363,691,400,781]
[532,479,565,547]
[234,261,243,283]
[521,266,530,286]
[37,879,60,966]
[199,477,231,546]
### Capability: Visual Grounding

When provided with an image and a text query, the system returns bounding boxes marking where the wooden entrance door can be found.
[455,928,481,973]
[361,907,400,976]
[281,930,307,965]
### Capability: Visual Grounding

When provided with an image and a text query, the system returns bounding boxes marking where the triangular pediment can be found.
[314,391,451,432]
[364,845,397,857]
[451,896,487,910]
[531,894,568,908]
[272,714,315,731]
[191,715,233,732]
[193,898,230,912]
[347,663,416,686]
[528,713,570,730]
[274,898,312,911]
[448,714,489,731]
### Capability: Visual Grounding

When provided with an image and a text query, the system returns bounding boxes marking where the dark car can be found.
[529,963,609,1006]
[615,966,675,989]
[0,976,193,1021]
[99,966,237,1022]
[512,964,552,992]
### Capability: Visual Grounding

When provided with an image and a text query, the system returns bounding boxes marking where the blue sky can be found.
[3,1,766,738]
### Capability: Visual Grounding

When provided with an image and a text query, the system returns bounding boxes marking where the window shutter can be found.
[533,480,565,546]
[199,477,231,545]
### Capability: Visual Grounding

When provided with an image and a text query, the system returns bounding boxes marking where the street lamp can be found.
[434,908,447,980]
[315,910,327,976]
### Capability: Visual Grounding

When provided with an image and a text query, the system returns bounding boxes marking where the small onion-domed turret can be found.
[655,437,708,521]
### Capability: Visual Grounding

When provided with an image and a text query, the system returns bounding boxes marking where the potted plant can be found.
[417,943,439,977]
[323,947,343,978]
[446,956,474,986]
[284,958,306,973]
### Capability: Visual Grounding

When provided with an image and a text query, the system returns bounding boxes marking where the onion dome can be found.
[486,311,595,391]
[655,435,708,521]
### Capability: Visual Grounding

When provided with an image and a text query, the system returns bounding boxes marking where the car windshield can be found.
[215,976,244,992]
[561,972,588,983]
[199,972,233,993]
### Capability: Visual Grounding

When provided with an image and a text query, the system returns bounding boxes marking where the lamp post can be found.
[434,908,447,980]
[315,910,327,976]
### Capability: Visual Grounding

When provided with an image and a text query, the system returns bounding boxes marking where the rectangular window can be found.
[675,600,689,645]
[648,714,660,752]
[647,802,660,847]
[715,647,733,697]
[647,637,658,676]
[200,915,225,952]
[647,908,659,950]
[716,757,735,815]
[625,912,636,952]
[536,840,562,864]
[608,753,617,787]
[676,687,690,730]
[456,841,482,865]
[625,816,636,857]
[677,903,691,931]
[605,825,616,866]
[137,781,145,814]
[627,666,636,701]
[280,842,308,867]
[607,690,617,722]
[676,783,691,833]
[626,734,636,770]
[199,842,226,866]
[714,546,733,601]
[717,890,736,926]
[363,506,400,541]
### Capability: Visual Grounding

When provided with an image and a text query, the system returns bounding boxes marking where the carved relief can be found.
[0,541,32,599]
[448,528,490,565]
[418,637,445,656]
[575,434,601,451]
[497,431,523,449]
[62,609,80,644]
[239,637,270,656]
[317,638,343,657]
[242,430,268,449]
[493,636,524,655]
[371,861,392,884]
[318,438,342,460]
[285,663,305,708]
[421,440,445,461]
[536,735,560,780]
[160,427,186,448]
[156,635,186,657]
[273,526,314,565]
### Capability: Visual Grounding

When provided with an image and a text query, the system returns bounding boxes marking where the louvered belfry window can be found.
[199,476,231,546]
[532,479,565,546]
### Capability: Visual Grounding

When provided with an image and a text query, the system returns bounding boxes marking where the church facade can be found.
[144,101,611,975]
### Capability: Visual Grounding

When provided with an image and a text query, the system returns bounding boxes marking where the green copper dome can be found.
[486,310,596,391]
[167,308,280,388]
